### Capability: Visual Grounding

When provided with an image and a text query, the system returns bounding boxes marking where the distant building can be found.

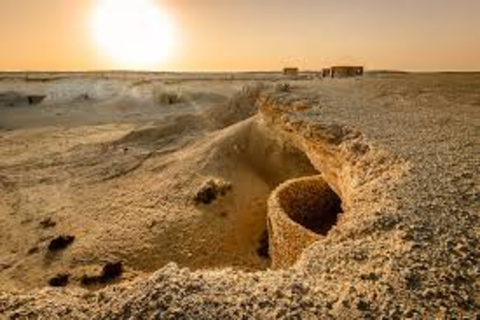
[283,68,299,77]
[322,68,332,78]
[330,66,364,78]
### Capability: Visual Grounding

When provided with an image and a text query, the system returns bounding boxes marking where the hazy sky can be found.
[1,0,479,71]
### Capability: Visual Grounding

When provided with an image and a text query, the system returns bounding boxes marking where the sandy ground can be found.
[0,72,478,318]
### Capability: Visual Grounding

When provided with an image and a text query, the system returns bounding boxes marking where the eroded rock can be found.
[194,178,232,205]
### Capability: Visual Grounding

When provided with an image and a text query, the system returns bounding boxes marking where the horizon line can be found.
[1,69,480,74]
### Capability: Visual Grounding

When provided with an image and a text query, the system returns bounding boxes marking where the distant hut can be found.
[283,68,299,77]
[331,66,364,78]
[322,68,332,78]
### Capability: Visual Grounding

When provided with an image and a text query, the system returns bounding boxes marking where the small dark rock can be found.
[405,272,421,291]
[194,179,232,205]
[194,184,217,204]
[48,235,75,252]
[48,274,69,287]
[100,261,123,283]
[357,300,371,311]
[360,272,380,281]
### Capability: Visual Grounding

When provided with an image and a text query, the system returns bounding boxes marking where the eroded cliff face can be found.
[259,95,407,208]
[256,95,408,270]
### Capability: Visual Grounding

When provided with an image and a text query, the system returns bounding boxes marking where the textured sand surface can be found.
[0,73,478,318]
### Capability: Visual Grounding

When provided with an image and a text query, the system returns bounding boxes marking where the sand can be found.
[0,72,478,318]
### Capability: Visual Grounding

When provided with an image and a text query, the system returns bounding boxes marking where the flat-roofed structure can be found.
[330,66,364,78]
[283,68,299,77]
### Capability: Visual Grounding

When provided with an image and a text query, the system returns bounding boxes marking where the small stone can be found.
[357,300,370,311]
[194,179,232,205]
[48,235,75,252]
[48,274,69,287]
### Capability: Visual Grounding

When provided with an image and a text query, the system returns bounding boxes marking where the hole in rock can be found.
[48,274,69,287]
[268,176,344,269]
[277,177,342,236]
[27,95,46,105]
[183,121,322,271]
[127,119,320,273]
[81,262,123,286]
[100,262,123,283]
[256,229,270,259]
[47,235,75,252]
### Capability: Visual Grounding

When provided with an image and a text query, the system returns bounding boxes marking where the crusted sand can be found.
[0,73,479,318]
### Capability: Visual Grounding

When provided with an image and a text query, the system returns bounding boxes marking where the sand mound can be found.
[130,116,320,273]
[0,82,405,294]
[0,102,319,291]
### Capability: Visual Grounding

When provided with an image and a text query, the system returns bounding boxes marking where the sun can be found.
[92,0,175,68]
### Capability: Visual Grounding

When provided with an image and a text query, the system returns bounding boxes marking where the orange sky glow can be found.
[0,0,479,72]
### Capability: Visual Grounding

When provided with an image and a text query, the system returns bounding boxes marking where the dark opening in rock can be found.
[277,176,342,236]
[48,235,75,252]
[27,95,46,105]
[256,229,270,259]
[99,262,123,283]
[81,262,123,286]
[48,274,69,287]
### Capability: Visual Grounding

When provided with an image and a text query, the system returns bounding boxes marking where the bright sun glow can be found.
[92,0,175,68]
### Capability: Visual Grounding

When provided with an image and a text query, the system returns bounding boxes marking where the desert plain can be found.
[0,72,478,318]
